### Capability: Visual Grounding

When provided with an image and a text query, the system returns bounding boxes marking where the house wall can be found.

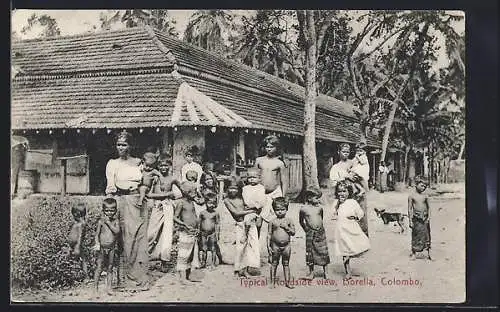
[21,134,90,194]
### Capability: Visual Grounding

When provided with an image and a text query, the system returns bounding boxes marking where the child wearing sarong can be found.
[332,181,370,278]
[224,177,261,277]
[173,181,201,284]
[299,188,330,280]
[408,175,432,260]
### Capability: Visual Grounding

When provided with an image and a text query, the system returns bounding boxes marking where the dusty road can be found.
[12,184,465,303]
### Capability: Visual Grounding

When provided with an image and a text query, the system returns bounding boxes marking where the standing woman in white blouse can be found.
[105,130,150,290]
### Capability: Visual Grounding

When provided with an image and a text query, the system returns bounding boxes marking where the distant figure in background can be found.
[408,176,432,260]
[378,161,389,193]
[181,147,203,185]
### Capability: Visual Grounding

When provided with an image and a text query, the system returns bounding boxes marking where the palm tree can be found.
[100,10,178,37]
[230,10,304,84]
[184,10,233,54]
[21,13,61,38]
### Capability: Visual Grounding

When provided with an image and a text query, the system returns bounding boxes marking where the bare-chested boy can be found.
[92,197,120,296]
[255,135,288,234]
[146,155,181,272]
[299,188,330,280]
[146,156,181,200]
[267,197,295,288]
[224,178,261,277]
[198,192,220,269]
[68,203,88,277]
[173,181,202,284]
[408,175,432,260]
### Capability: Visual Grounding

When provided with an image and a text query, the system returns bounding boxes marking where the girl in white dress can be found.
[332,180,370,278]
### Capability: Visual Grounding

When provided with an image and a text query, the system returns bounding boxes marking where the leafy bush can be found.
[11,195,181,289]
[11,196,104,289]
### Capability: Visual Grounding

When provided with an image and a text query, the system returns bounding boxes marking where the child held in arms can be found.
[136,151,161,208]
[241,168,266,242]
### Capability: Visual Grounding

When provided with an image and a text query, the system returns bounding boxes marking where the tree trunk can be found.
[380,100,399,162]
[457,139,465,160]
[301,10,320,193]
[403,148,409,185]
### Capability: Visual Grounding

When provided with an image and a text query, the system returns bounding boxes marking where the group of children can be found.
[67,136,433,295]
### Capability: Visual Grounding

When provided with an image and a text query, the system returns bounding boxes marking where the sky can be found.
[11,9,465,69]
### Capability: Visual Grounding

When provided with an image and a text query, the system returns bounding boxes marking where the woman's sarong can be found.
[234,222,260,271]
[148,199,174,261]
[117,194,150,285]
[411,218,431,252]
[305,226,331,266]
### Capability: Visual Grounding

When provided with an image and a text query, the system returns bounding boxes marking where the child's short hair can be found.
[272,197,289,210]
[71,203,87,218]
[180,181,197,195]
[334,180,354,198]
[102,197,117,209]
[185,145,200,157]
[305,188,322,200]
[246,168,259,178]
[158,153,172,164]
[204,190,218,201]
[203,162,214,171]
[338,143,351,152]
[186,170,198,182]
[201,172,214,184]
[226,176,242,191]
[263,135,280,148]
[143,151,157,163]
[414,175,428,185]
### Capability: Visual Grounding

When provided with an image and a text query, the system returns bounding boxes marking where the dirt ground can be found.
[11,183,465,303]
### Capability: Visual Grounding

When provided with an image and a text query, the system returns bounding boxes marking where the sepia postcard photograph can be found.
[10,9,466,303]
